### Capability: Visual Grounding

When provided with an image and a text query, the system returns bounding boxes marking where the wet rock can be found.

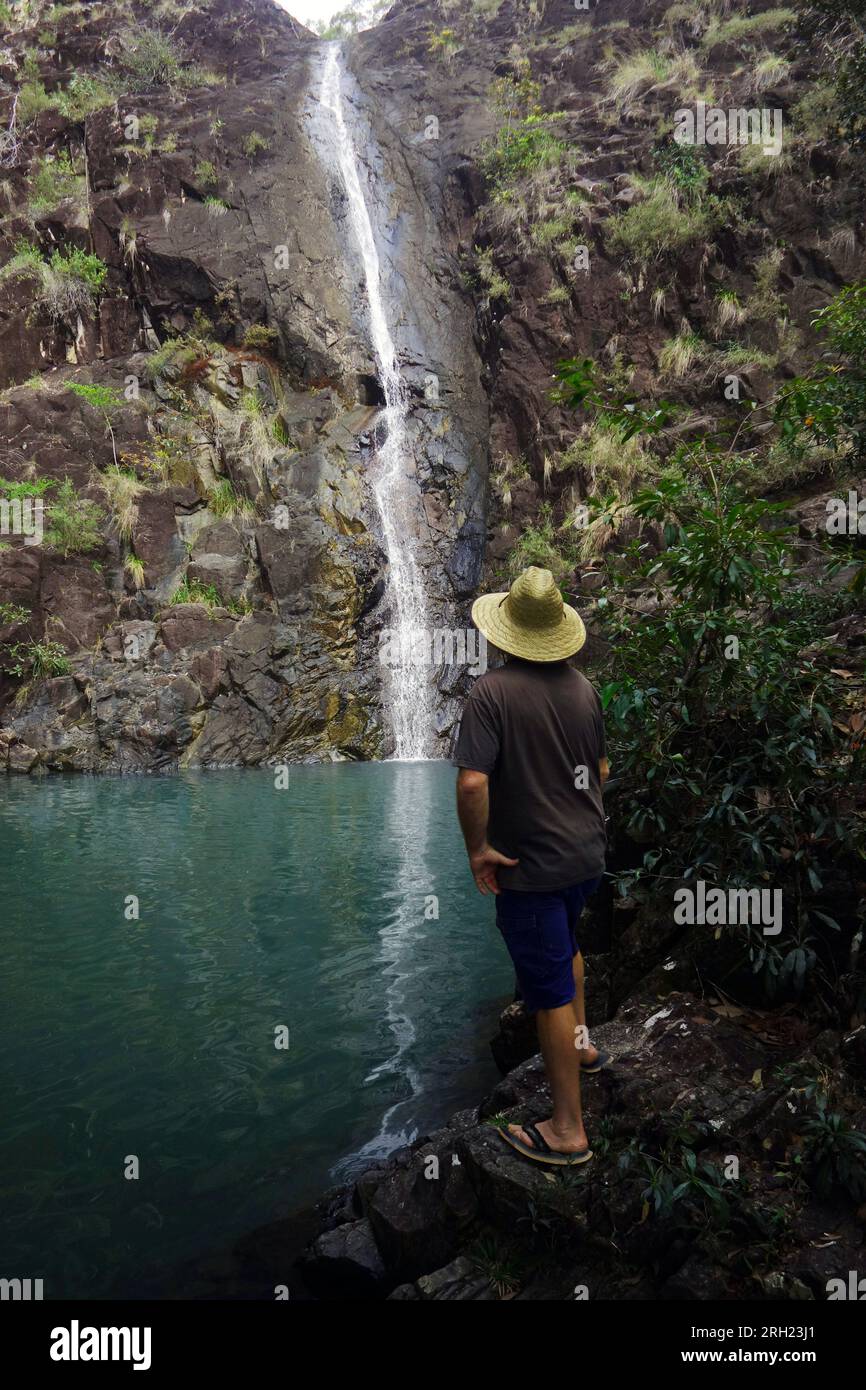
[301,1218,388,1299]
[363,1129,480,1285]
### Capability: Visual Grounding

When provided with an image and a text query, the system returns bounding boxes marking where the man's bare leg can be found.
[572,950,599,1067]
[508,1000,588,1154]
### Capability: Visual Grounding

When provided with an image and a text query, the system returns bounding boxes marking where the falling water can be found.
[317,44,435,761]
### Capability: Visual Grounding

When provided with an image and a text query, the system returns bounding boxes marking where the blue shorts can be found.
[495,876,602,1013]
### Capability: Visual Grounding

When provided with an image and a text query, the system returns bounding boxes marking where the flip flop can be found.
[580,1049,612,1074]
[498,1121,593,1167]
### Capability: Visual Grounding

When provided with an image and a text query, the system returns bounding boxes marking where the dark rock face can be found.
[0,0,490,771]
[5,0,864,769]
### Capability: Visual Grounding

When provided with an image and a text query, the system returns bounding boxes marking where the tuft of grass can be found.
[737,141,794,178]
[57,72,117,120]
[714,289,747,332]
[208,479,255,519]
[2,242,108,326]
[751,53,790,92]
[171,579,223,607]
[99,467,143,540]
[507,503,578,584]
[658,329,709,378]
[124,553,146,590]
[3,638,69,682]
[530,217,571,250]
[717,342,779,371]
[475,246,510,302]
[604,47,703,107]
[194,158,218,188]
[541,284,570,306]
[242,131,269,158]
[606,178,732,266]
[702,8,796,49]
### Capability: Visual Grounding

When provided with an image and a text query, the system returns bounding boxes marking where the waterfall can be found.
[317,44,435,761]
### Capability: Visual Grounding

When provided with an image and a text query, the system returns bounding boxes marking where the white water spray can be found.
[317,45,435,760]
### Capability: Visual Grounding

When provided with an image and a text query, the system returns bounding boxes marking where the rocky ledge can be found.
[260,990,866,1301]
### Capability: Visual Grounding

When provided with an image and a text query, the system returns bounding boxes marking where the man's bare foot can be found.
[507,1118,588,1154]
[579,1044,599,1067]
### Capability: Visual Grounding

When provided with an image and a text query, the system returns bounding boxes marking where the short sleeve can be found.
[453,682,501,774]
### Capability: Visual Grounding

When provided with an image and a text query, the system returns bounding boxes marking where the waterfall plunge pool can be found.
[0,763,512,1298]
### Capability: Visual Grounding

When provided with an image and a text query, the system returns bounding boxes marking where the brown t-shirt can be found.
[453,658,607,892]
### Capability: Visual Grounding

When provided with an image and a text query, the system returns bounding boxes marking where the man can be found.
[454,565,609,1167]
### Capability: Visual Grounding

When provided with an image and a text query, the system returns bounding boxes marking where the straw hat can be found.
[471,566,586,663]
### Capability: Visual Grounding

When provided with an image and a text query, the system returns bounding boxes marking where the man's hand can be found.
[456,768,518,894]
[469,843,520,896]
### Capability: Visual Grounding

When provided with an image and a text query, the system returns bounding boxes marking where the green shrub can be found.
[48,246,108,294]
[68,382,123,413]
[652,137,708,196]
[599,463,863,998]
[56,72,118,120]
[775,282,866,461]
[119,26,220,91]
[0,475,55,500]
[480,68,565,193]
[3,638,70,681]
[0,601,31,626]
[0,238,44,282]
[194,158,217,187]
[474,246,510,301]
[44,479,105,556]
[27,151,83,211]
[242,324,279,351]
[428,27,461,59]
[803,1101,866,1200]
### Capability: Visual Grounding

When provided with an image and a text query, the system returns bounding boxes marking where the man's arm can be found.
[456,768,518,895]
[600,757,610,786]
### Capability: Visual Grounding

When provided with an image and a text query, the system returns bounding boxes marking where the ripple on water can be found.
[0,764,511,1295]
